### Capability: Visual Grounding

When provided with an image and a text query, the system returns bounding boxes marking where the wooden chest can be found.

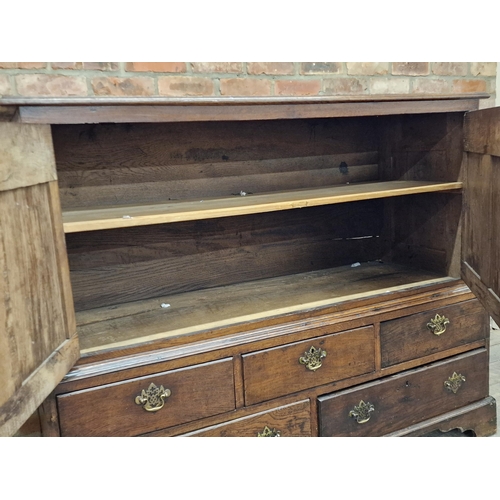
[0,94,498,437]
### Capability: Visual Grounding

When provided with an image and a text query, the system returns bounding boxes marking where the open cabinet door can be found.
[0,123,79,436]
[462,106,500,327]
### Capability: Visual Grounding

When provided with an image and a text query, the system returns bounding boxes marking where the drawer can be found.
[57,358,235,436]
[318,349,489,436]
[380,300,488,367]
[243,326,375,406]
[182,400,312,437]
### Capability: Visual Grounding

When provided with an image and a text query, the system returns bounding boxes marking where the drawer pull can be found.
[349,400,375,424]
[444,372,466,394]
[257,426,281,437]
[135,383,172,412]
[299,345,327,371]
[427,313,450,336]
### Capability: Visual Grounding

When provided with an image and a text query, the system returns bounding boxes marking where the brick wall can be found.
[0,62,497,102]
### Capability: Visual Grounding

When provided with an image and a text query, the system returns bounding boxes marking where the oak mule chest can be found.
[0,94,498,437]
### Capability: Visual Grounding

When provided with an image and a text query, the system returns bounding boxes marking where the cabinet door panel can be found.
[0,123,79,436]
[462,107,500,326]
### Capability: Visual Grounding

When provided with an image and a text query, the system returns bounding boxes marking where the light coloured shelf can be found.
[63,180,462,233]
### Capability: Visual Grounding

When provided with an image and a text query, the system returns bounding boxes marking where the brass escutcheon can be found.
[444,372,466,394]
[349,400,375,424]
[427,313,450,336]
[299,345,327,371]
[257,426,281,437]
[135,383,171,412]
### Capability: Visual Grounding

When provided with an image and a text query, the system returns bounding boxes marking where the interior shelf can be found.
[62,180,462,233]
[76,261,452,355]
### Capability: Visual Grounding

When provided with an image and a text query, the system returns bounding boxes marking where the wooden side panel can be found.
[0,123,78,437]
[462,107,500,326]
[378,113,465,277]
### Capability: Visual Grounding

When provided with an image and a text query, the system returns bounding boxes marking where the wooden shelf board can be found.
[76,262,452,355]
[63,181,463,233]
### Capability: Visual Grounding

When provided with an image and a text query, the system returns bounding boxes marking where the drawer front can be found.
[243,326,375,406]
[318,349,488,436]
[380,300,488,367]
[57,358,235,436]
[182,400,312,437]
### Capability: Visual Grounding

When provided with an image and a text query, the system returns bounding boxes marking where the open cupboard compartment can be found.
[54,111,465,357]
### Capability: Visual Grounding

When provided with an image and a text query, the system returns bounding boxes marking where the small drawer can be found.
[182,400,312,437]
[318,349,489,436]
[380,300,488,367]
[57,358,235,436]
[242,326,375,406]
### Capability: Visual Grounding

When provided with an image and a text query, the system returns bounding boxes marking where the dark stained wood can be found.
[68,202,384,311]
[16,99,482,124]
[380,299,488,367]
[53,119,379,210]
[243,326,375,406]
[389,396,497,437]
[57,358,235,436]
[318,349,489,436]
[462,106,500,325]
[181,400,311,437]
[0,93,490,106]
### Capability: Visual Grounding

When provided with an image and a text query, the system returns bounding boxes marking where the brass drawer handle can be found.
[427,313,450,336]
[349,400,375,424]
[444,372,466,394]
[257,426,281,437]
[299,345,327,371]
[135,383,172,412]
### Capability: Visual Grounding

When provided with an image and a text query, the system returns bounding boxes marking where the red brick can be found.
[324,77,368,95]
[0,62,46,69]
[412,78,451,94]
[191,62,243,73]
[432,62,467,76]
[15,74,87,96]
[51,62,82,69]
[275,79,321,96]
[247,63,295,75]
[158,76,214,96]
[369,78,410,94]
[452,79,487,93]
[300,62,342,74]
[92,77,155,96]
[51,62,119,71]
[346,62,388,75]
[220,78,271,96]
[126,62,186,72]
[392,62,430,76]
[0,75,12,95]
[470,62,496,77]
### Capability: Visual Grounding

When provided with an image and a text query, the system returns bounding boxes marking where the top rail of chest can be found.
[0,94,488,124]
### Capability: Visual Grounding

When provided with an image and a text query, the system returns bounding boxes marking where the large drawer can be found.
[318,349,489,436]
[243,326,375,406]
[57,358,235,436]
[181,400,312,437]
[380,299,488,367]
